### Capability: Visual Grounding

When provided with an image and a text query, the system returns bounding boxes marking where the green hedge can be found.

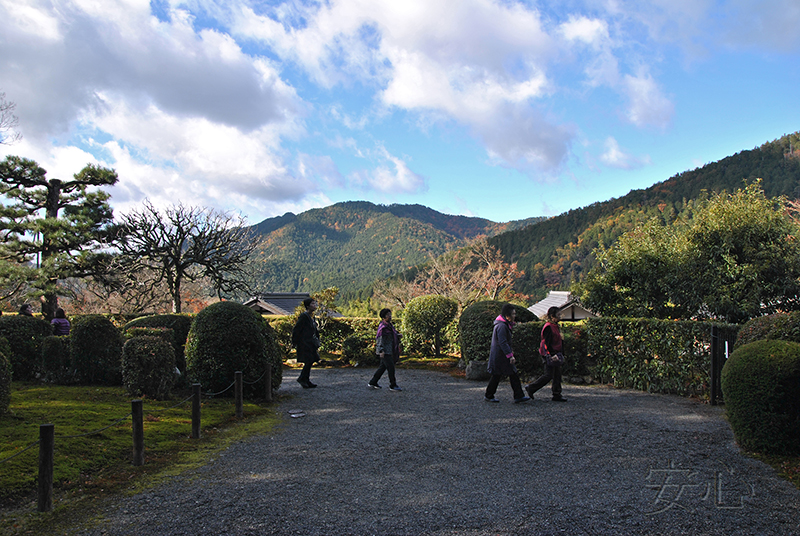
[40,335,73,385]
[69,315,125,385]
[0,315,53,381]
[0,337,11,414]
[124,314,194,372]
[736,312,800,348]
[721,340,800,455]
[586,317,738,396]
[186,302,282,397]
[122,336,177,400]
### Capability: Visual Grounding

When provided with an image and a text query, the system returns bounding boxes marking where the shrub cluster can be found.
[121,335,177,400]
[736,312,800,348]
[70,315,124,385]
[721,340,800,455]
[124,314,193,372]
[0,315,53,380]
[402,295,458,357]
[186,302,282,397]
[0,337,11,414]
[40,335,73,384]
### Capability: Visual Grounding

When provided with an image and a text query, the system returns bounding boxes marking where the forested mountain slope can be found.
[492,132,800,298]
[248,201,543,298]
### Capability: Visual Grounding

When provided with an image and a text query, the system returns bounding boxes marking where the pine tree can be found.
[0,156,118,319]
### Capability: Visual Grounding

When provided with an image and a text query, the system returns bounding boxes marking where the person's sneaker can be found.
[307,382,317,388]
[389,385,402,391]
[297,378,311,388]
[484,396,499,403]
[514,396,531,403]
[525,385,535,399]
[367,383,381,389]
[552,396,567,402]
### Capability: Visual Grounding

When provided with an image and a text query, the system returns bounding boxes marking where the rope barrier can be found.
[56,413,133,439]
[145,394,194,416]
[201,380,236,397]
[0,440,40,464]
[242,371,266,385]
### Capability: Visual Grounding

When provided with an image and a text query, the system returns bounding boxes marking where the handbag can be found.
[544,352,565,367]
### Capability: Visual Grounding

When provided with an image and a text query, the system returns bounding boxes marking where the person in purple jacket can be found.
[368,308,402,391]
[51,307,71,336]
[484,303,530,403]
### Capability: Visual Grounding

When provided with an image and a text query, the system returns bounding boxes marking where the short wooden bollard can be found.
[132,400,144,466]
[37,423,54,512]
[192,384,201,439]
[235,371,243,418]
[265,363,273,403]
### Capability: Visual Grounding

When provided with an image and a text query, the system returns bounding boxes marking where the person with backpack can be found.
[484,303,530,403]
[525,306,567,402]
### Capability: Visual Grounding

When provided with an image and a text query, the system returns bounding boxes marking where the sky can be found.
[1,0,799,226]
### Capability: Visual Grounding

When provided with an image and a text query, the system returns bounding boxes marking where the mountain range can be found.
[249,131,800,302]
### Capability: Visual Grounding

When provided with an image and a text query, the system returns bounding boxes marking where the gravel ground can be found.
[80,367,800,536]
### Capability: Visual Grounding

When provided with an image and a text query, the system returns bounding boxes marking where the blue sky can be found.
[1,0,799,225]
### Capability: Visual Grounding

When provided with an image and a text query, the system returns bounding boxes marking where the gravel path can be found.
[82,368,800,536]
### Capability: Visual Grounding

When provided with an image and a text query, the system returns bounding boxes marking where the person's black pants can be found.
[370,354,397,387]
[485,373,525,400]
[298,361,313,383]
[526,363,562,398]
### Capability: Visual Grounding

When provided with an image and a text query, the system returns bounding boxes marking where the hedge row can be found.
[586,317,738,396]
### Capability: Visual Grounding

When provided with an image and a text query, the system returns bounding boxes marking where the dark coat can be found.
[292,311,320,364]
[487,315,517,376]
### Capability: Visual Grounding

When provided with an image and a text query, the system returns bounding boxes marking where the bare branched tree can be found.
[116,201,259,313]
[0,93,22,145]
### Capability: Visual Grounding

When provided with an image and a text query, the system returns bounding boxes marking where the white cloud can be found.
[232,0,566,172]
[622,72,674,129]
[349,145,426,194]
[599,137,651,169]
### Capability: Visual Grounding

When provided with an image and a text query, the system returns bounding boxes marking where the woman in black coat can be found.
[292,297,320,388]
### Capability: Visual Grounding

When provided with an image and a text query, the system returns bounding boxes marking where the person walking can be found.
[292,297,321,388]
[525,306,567,402]
[51,307,71,336]
[484,303,530,403]
[368,308,402,391]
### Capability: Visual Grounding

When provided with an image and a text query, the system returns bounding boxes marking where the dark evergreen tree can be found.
[0,156,118,319]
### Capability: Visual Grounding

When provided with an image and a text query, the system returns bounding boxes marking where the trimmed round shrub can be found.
[721,340,800,455]
[458,300,536,363]
[0,337,12,414]
[124,314,193,372]
[70,315,124,385]
[41,335,73,384]
[402,295,458,357]
[186,302,282,398]
[736,312,800,349]
[341,334,379,367]
[0,315,53,381]
[122,336,177,400]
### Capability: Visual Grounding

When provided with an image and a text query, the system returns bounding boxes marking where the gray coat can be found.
[487,316,516,376]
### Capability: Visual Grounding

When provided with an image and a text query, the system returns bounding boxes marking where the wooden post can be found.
[235,371,243,418]
[192,383,201,439]
[265,363,273,403]
[37,424,54,512]
[710,326,720,406]
[132,400,144,466]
